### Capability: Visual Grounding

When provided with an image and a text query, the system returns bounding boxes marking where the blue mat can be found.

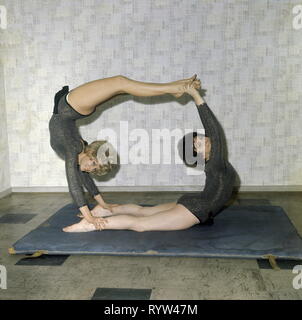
[9,203,302,260]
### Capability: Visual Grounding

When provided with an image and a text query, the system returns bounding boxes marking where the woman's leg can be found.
[63,204,200,232]
[77,202,177,218]
[109,202,177,216]
[67,74,201,114]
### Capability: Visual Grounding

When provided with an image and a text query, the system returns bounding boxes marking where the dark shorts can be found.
[177,193,214,225]
[53,86,69,114]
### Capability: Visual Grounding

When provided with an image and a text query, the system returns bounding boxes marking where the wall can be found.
[0,59,11,195]
[1,0,301,192]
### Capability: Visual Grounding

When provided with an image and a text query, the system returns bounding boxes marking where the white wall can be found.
[0,59,11,195]
[1,0,302,192]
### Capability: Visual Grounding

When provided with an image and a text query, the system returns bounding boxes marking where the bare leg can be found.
[67,74,201,114]
[63,204,200,232]
[77,202,177,218]
[85,202,177,217]
[110,202,177,216]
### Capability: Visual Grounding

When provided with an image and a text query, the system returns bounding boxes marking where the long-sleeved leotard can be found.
[177,102,237,223]
[48,86,100,209]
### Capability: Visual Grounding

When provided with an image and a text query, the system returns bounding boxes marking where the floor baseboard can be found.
[9,185,302,193]
[0,187,12,199]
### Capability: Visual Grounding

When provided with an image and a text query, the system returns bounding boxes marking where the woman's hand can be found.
[93,195,119,210]
[184,80,204,105]
[103,203,119,210]
[89,217,108,230]
[92,204,112,217]
[77,203,113,218]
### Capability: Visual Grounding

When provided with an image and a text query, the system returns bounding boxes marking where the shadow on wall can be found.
[92,152,121,183]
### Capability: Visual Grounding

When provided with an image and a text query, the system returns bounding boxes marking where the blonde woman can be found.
[48,75,201,232]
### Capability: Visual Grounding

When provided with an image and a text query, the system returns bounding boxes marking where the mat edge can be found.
[7,250,302,260]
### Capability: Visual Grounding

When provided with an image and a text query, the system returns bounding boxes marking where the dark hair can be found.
[177,131,208,167]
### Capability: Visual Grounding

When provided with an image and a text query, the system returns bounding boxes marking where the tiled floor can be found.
[0,191,301,300]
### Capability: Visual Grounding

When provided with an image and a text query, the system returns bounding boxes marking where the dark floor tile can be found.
[0,213,36,224]
[257,259,302,270]
[91,288,152,300]
[238,199,271,205]
[15,254,69,266]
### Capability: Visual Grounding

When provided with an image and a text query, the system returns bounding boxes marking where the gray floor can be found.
[0,191,301,300]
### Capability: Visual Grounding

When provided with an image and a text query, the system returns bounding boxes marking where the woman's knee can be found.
[131,216,146,232]
[116,75,128,92]
[116,75,127,81]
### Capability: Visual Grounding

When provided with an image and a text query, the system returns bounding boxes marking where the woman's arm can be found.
[78,140,107,206]
[64,149,106,229]
[65,151,94,220]
[94,194,119,209]
[78,170,103,201]
[94,194,106,206]
[77,172,117,209]
[185,85,227,170]
[190,90,205,106]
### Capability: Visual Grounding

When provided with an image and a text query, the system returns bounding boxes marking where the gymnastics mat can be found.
[9,203,302,261]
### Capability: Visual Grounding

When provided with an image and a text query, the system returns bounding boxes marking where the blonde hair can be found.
[82,140,117,176]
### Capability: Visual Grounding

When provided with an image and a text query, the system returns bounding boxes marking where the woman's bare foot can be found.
[169,74,201,98]
[77,206,112,218]
[63,218,97,233]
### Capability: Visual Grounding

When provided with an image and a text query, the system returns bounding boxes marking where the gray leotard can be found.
[48,86,100,209]
[177,102,237,223]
